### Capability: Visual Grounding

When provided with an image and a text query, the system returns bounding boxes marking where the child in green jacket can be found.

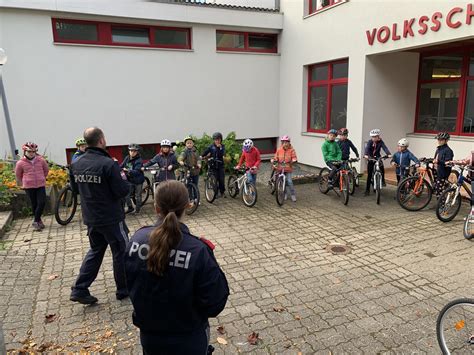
[321,129,342,186]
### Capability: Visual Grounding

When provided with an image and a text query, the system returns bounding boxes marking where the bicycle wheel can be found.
[436,298,474,355]
[374,173,381,205]
[353,167,360,187]
[348,171,356,196]
[341,173,350,205]
[186,183,200,215]
[318,168,330,194]
[276,175,286,206]
[227,175,239,198]
[54,185,77,225]
[242,182,257,207]
[436,187,462,223]
[141,177,151,204]
[268,170,276,195]
[205,174,217,203]
[397,176,433,211]
[464,209,474,240]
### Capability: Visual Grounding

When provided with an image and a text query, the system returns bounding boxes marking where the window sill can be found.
[407,133,474,142]
[301,132,327,138]
[216,50,280,56]
[304,1,348,19]
[53,42,194,52]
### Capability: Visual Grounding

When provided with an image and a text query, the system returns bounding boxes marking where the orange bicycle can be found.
[318,160,351,205]
[397,158,436,211]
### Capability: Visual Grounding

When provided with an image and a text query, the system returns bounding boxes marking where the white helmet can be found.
[160,139,171,147]
[398,138,409,147]
[243,139,253,152]
[370,129,381,137]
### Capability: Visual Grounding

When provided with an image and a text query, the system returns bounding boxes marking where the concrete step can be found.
[0,211,13,237]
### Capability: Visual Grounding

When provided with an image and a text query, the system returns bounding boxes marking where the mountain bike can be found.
[268,161,289,206]
[121,168,151,210]
[227,167,257,207]
[436,298,474,354]
[366,156,390,205]
[54,164,78,226]
[397,158,436,211]
[436,164,472,223]
[177,165,200,215]
[346,158,360,195]
[203,158,221,203]
[143,166,167,197]
[318,160,351,205]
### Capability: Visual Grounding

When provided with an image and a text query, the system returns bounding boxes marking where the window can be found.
[52,19,191,50]
[236,138,277,154]
[216,31,277,53]
[307,60,348,133]
[415,48,474,136]
[309,0,347,15]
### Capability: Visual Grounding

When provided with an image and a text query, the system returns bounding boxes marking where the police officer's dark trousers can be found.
[140,325,209,355]
[72,221,129,297]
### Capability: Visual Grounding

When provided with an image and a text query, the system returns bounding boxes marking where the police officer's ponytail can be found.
[148,181,190,276]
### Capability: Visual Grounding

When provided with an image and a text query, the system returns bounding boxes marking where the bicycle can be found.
[436,164,473,223]
[397,158,436,211]
[318,160,351,206]
[227,167,257,207]
[203,158,221,203]
[54,164,78,226]
[464,205,474,240]
[177,165,200,215]
[121,168,152,210]
[143,166,167,197]
[366,155,390,205]
[347,158,361,195]
[436,298,474,354]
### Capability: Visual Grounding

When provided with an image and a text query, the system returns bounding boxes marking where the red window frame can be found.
[414,45,474,137]
[309,0,347,15]
[52,18,192,50]
[216,30,277,54]
[307,59,349,133]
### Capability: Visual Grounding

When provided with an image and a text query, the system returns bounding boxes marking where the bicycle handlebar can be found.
[366,155,390,162]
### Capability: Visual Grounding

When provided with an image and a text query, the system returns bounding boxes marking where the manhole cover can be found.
[326,243,351,255]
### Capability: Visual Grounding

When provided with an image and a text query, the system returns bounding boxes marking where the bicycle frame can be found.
[445,165,473,205]
[234,169,252,195]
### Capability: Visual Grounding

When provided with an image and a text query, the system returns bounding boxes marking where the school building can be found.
[0,0,473,166]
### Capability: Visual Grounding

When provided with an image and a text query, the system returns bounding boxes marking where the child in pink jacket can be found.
[15,142,49,231]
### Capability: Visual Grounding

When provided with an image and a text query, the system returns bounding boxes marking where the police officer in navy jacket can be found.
[124,181,229,355]
[70,127,131,304]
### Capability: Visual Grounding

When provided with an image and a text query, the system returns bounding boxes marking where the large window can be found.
[216,31,277,53]
[415,48,474,136]
[309,0,347,15]
[307,60,348,133]
[52,19,191,49]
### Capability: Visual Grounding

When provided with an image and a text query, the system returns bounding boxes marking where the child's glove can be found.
[168,165,173,171]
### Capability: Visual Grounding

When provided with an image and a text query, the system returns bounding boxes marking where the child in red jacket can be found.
[235,139,261,186]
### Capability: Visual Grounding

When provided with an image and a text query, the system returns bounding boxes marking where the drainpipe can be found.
[275,0,280,11]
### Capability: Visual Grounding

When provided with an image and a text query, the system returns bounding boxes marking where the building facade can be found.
[0,0,473,165]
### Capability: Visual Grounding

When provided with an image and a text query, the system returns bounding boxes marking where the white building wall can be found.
[0,6,281,163]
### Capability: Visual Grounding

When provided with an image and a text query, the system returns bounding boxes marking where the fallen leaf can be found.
[294,315,301,320]
[247,332,259,345]
[23,237,32,243]
[217,337,228,345]
[29,342,37,347]
[44,314,57,323]
[10,331,16,338]
[47,274,59,281]
[217,326,225,335]
[104,330,114,338]
[298,352,303,355]
[284,343,292,349]
[273,306,286,313]
[38,342,53,352]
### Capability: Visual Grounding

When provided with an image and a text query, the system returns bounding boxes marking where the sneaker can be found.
[284,193,288,201]
[38,220,45,230]
[32,222,42,231]
[70,293,98,305]
[291,195,297,202]
[125,207,135,214]
[116,292,129,301]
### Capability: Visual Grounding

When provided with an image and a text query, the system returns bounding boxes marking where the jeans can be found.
[126,183,143,211]
[285,172,295,196]
[246,171,257,186]
[25,187,46,222]
[190,174,199,187]
[326,161,339,182]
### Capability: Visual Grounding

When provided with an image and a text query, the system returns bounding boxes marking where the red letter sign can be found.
[377,26,391,44]
[392,23,401,40]
[447,7,463,28]
[403,18,415,38]
[418,15,429,34]
[366,29,377,45]
[466,4,474,25]
[431,12,442,32]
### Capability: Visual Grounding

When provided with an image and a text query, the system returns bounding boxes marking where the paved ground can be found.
[0,176,473,354]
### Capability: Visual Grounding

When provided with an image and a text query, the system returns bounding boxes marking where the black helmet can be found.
[128,143,140,151]
[212,132,223,140]
[338,128,349,136]
[435,132,450,140]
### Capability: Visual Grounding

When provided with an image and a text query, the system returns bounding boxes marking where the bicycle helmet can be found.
[338,128,349,136]
[22,142,38,152]
[160,139,171,147]
[243,139,254,153]
[397,138,409,147]
[212,132,223,141]
[435,132,450,140]
[328,129,338,135]
[184,136,194,143]
[370,129,381,137]
[75,138,86,147]
[128,143,140,151]
[280,135,290,142]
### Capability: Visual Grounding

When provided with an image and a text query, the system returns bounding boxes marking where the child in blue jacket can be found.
[120,143,145,214]
[390,138,419,184]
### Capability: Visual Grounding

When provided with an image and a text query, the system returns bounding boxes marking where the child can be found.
[71,138,87,162]
[121,144,145,214]
[178,136,202,187]
[433,132,454,196]
[337,128,359,161]
[15,142,49,231]
[143,139,179,182]
[272,135,298,202]
[322,129,342,187]
[124,181,229,354]
[390,138,419,184]
[363,129,391,196]
[236,139,261,186]
[202,132,226,198]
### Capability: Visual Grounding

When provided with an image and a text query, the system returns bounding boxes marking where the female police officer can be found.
[124,181,229,354]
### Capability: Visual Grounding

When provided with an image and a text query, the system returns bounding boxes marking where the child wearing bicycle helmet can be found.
[322,129,342,187]
[121,144,145,214]
[272,135,298,202]
[391,138,419,184]
[143,139,179,183]
[433,132,454,196]
[363,129,391,196]
[337,128,359,161]
[15,142,49,231]
[201,132,226,198]
[72,137,87,162]
[236,139,261,186]
[178,136,202,188]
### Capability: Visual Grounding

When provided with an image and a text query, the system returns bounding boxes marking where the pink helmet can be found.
[22,142,38,152]
[280,135,290,142]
